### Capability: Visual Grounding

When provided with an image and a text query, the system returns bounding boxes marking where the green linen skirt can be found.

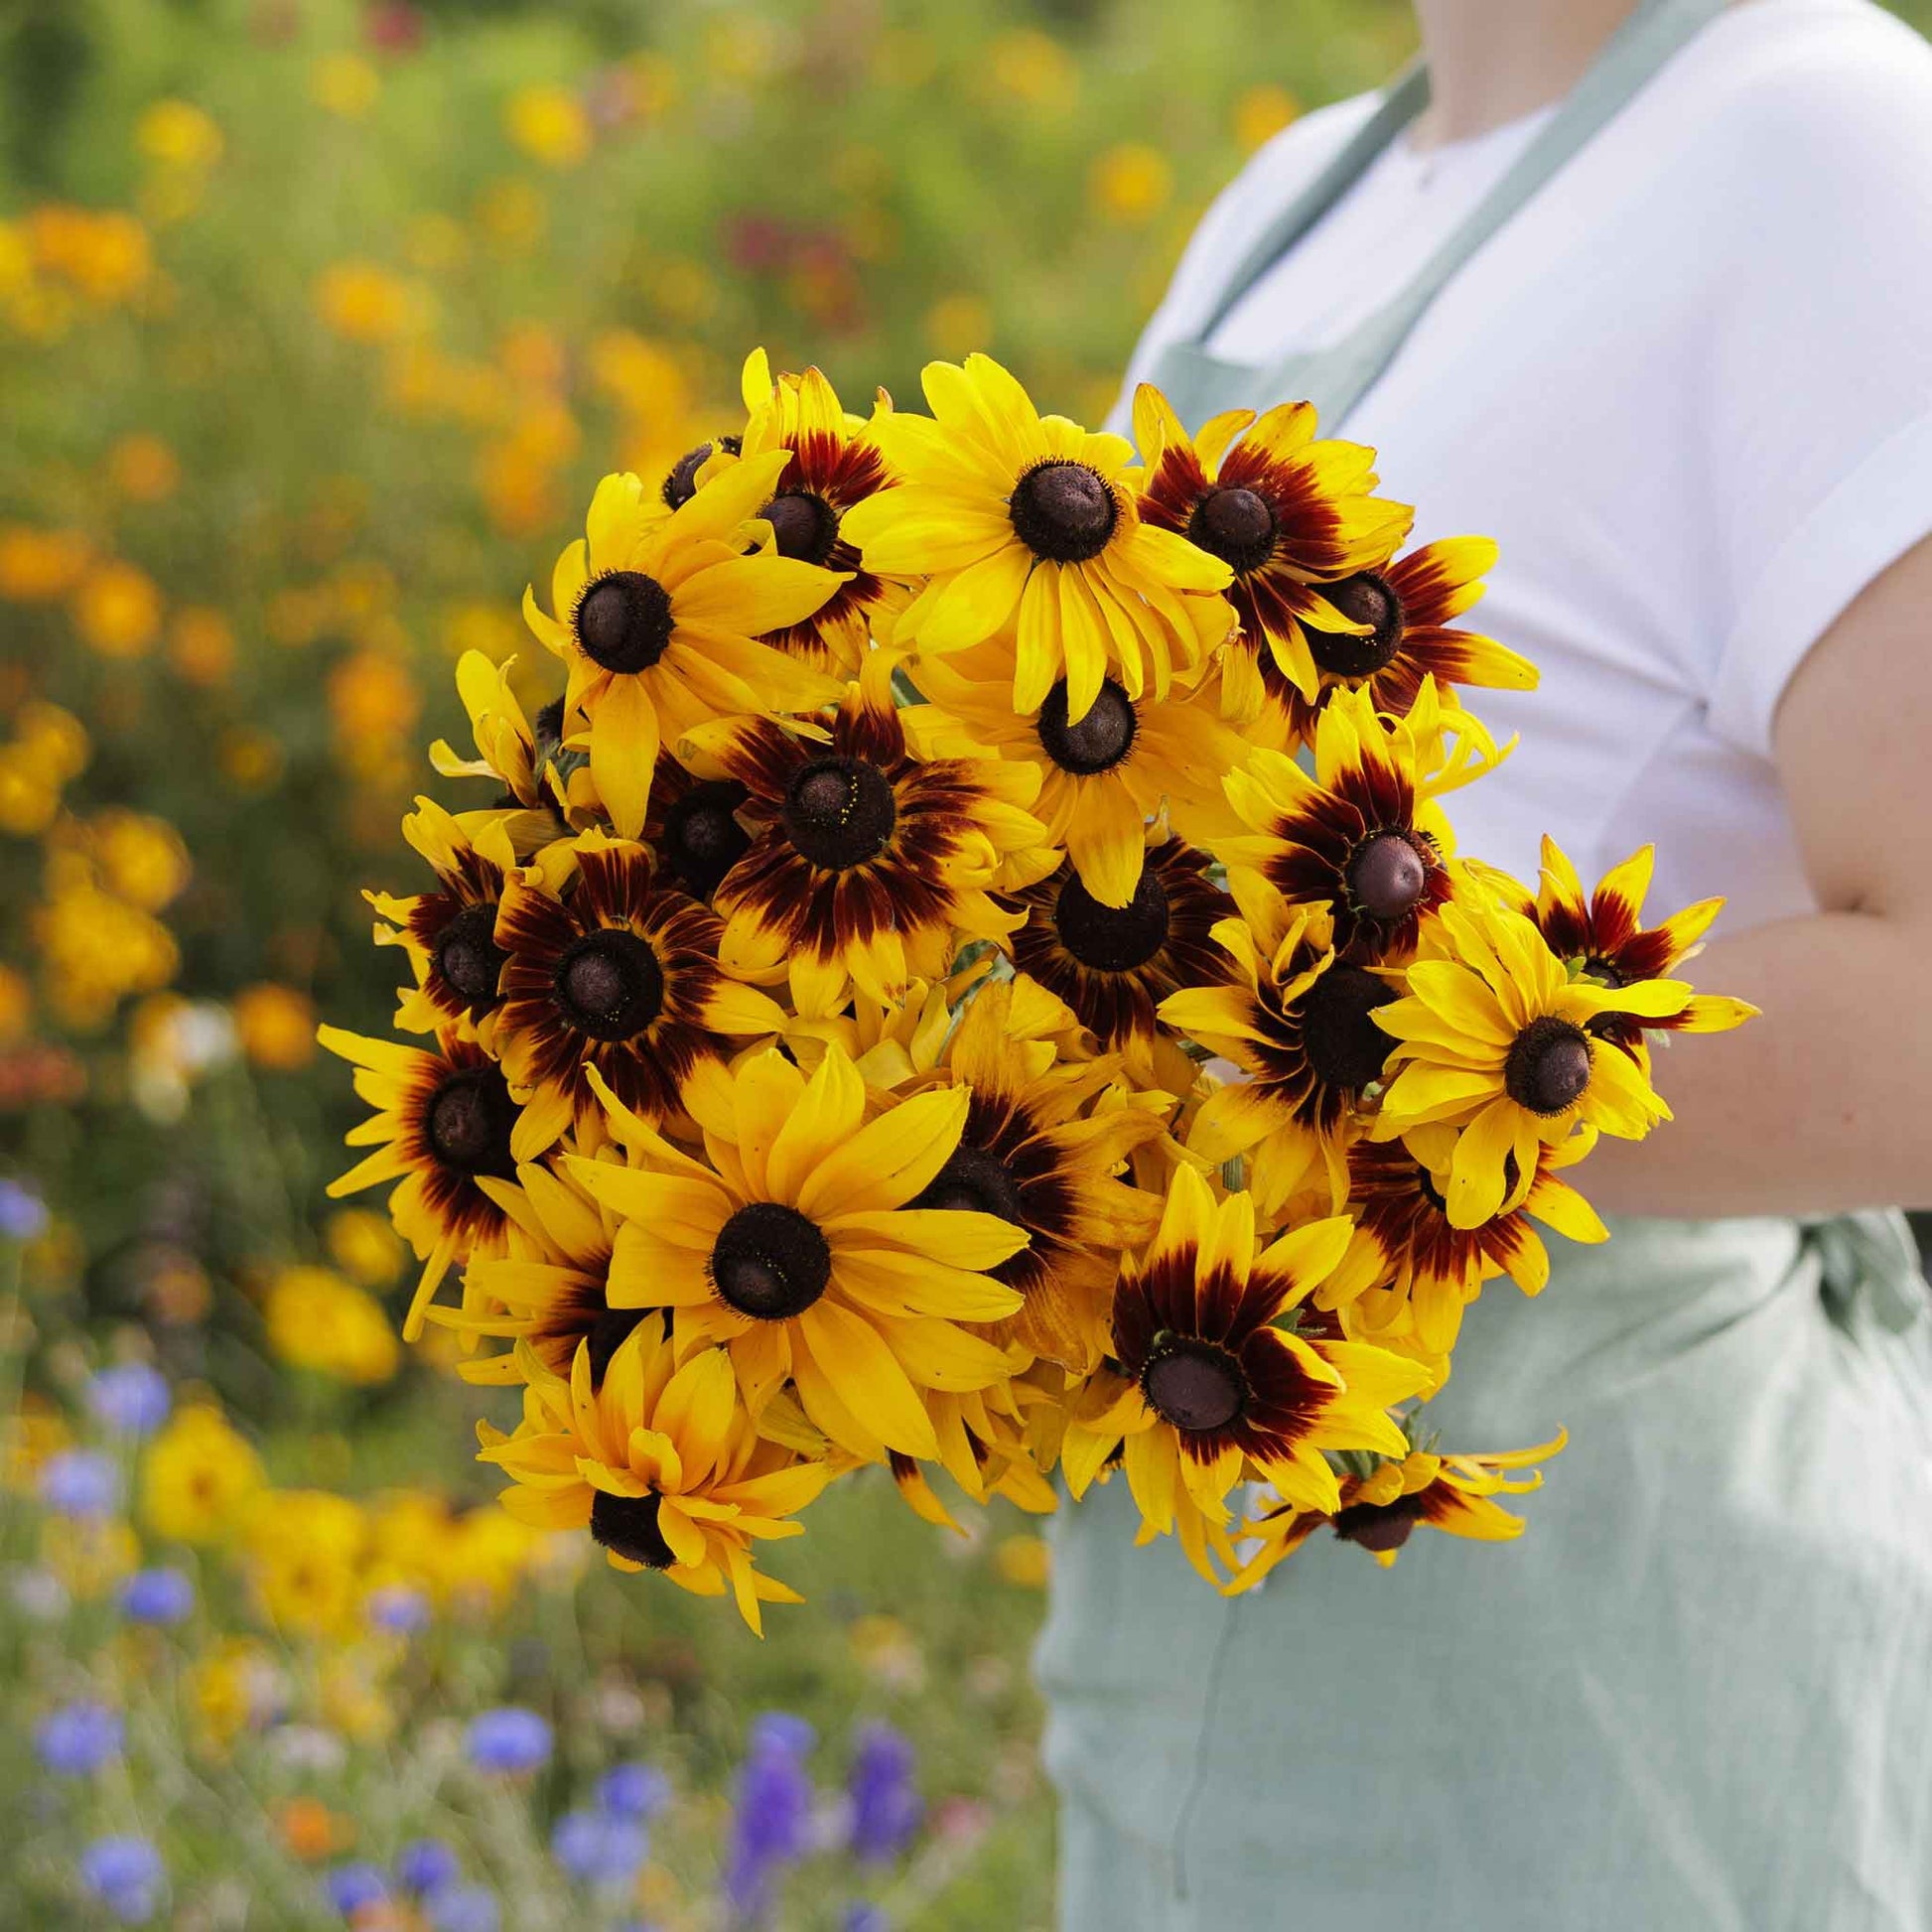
[1036,1213,1932,1929]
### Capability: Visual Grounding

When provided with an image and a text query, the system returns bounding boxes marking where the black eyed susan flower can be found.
[904,642,1244,907]
[1511,837,1759,1064]
[1059,1165,1431,1582]
[1228,1432,1568,1588]
[491,830,786,1160]
[367,798,535,1036]
[638,754,758,905]
[737,349,907,676]
[681,652,1049,1017]
[912,978,1167,1372]
[318,1027,527,1339]
[1372,894,1697,1229]
[478,1325,832,1634]
[430,648,545,809]
[840,355,1235,724]
[521,458,847,839]
[427,1156,632,1387]
[1001,835,1227,1085]
[1285,536,1538,742]
[565,1048,1029,1464]
[1317,1123,1607,1358]
[1131,384,1415,721]
[1160,880,1398,1213]
[1216,681,1486,963]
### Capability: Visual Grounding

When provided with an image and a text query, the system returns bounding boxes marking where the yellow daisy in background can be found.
[491,830,786,1158]
[1132,383,1414,720]
[682,651,1048,1017]
[1160,880,1395,1212]
[317,1026,527,1338]
[1061,1166,1430,1582]
[737,347,906,674]
[566,1049,1028,1462]
[904,641,1243,906]
[1318,1123,1607,1357]
[842,354,1234,723]
[1372,894,1697,1228]
[479,1325,832,1634]
[521,456,847,838]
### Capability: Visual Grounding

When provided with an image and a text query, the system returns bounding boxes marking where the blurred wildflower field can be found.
[6,0,1929,1925]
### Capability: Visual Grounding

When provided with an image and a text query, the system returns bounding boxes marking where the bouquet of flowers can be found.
[323,349,1753,1630]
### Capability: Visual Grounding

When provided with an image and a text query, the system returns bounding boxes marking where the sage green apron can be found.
[1036,4,1932,1925]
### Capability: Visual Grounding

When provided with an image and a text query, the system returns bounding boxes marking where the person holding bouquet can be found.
[1036,1,1932,1925]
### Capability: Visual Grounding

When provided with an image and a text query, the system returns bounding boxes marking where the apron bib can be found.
[1039,3,1932,1924]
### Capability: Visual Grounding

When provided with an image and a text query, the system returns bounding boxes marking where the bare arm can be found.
[1582,531,1932,1218]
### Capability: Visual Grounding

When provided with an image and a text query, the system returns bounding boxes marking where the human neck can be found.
[1409,0,1648,148]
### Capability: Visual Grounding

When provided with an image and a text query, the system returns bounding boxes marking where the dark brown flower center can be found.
[585,1308,645,1391]
[1185,485,1278,576]
[575,571,675,675]
[1503,1015,1592,1116]
[433,901,506,1014]
[1346,831,1429,923]
[711,1201,831,1320]
[1333,1490,1427,1552]
[1009,460,1118,565]
[1299,963,1398,1092]
[590,1489,678,1571]
[1309,572,1404,677]
[554,928,665,1041]
[1143,1342,1247,1434]
[782,757,897,870]
[913,1143,1026,1225]
[1035,677,1137,773]
[425,1066,518,1179]
[660,779,753,900]
[661,434,743,511]
[1053,866,1169,973]
[760,489,841,565]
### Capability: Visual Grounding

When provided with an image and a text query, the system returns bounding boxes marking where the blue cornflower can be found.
[847,1723,921,1864]
[86,1362,172,1437]
[597,1760,672,1822]
[0,1175,48,1241]
[429,1884,501,1932]
[725,1711,815,1921]
[324,1863,390,1917]
[366,1584,432,1634]
[552,1808,648,1887]
[36,1701,123,1775]
[79,1837,163,1924]
[844,1908,891,1932]
[464,1707,552,1774]
[395,1838,461,1897]
[118,1567,195,1625]
[39,1448,120,1518]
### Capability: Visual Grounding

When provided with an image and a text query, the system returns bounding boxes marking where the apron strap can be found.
[1181,0,1732,429]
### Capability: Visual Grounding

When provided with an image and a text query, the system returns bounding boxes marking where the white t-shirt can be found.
[1117,0,1932,931]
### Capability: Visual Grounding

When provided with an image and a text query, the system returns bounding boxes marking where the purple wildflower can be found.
[464,1707,552,1774]
[36,1701,123,1775]
[847,1723,921,1864]
[396,1839,460,1897]
[79,1838,163,1924]
[86,1362,172,1437]
[119,1567,195,1625]
[725,1712,815,1923]
[324,1863,390,1917]
[38,1449,120,1518]
[552,1808,648,1887]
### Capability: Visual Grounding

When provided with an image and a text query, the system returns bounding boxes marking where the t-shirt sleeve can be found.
[1704,18,1932,759]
